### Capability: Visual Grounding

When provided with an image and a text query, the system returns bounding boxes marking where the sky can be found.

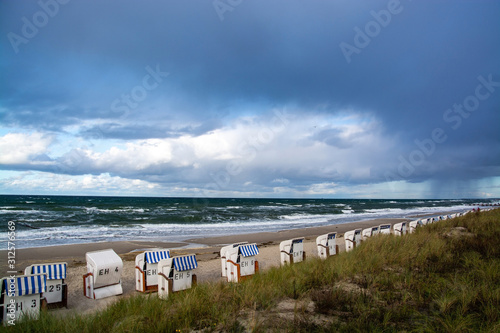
[0,0,499,199]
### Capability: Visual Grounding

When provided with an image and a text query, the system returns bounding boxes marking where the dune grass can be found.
[6,209,500,332]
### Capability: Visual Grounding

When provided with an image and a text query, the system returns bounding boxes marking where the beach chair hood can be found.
[173,255,198,272]
[4,274,47,297]
[238,244,259,257]
[145,250,171,264]
[29,263,67,280]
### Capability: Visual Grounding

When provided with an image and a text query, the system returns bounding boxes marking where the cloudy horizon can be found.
[1,0,499,199]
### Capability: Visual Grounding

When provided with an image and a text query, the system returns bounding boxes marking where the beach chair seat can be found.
[362,226,379,240]
[393,222,408,236]
[344,229,362,252]
[225,243,259,282]
[83,249,123,299]
[378,224,392,235]
[220,242,248,278]
[157,254,198,299]
[24,262,67,308]
[135,249,170,292]
[1,274,47,325]
[316,233,338,259]
[280,237,306,265]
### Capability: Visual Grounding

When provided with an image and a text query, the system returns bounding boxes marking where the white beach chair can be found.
[408,220,420,233]
[1,274,47,325]
[362,226,380,240]
[280,237,306,265]
[24,262,67,308]
[393,222,408,236]
[83,249,123,300]
[344,229,362,252]
[220,242,248,278]
[225,243,260,283]
[378,224,392,235]
[135,249,170,293]
[316,233,338,259]
[157,254,198,299]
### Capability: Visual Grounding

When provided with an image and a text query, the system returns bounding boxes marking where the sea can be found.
[1,195,498,250]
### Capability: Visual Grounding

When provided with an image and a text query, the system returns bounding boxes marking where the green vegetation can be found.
[7,209,500,332]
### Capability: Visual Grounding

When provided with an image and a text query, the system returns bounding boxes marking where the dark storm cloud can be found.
[0,0,499,195]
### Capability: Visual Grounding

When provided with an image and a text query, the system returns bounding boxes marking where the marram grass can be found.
[6,209,500,332]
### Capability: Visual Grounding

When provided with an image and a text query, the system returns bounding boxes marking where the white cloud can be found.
[0,132,54,164]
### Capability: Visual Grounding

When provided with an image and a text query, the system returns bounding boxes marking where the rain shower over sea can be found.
[1,195,496,250]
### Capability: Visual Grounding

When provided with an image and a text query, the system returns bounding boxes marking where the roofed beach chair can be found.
[362,226,379,240]
[316,233,338,259]
[378,224,392,235]
[83,249,123,299]
[280,237,306,265]
[220,242,248,278]
[393,221,408,236]
[24,262,67,308]
[344,229,362,252]
[224,243,259,282]
[135,249,170,293]
[157,254,198,299]
[1,274,47,325]
[408,220,420,233]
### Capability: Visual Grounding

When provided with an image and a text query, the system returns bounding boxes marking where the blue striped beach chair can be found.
[280,237,306,265]
[220,242,248,278]
[157,254,198,299]
[1,274,47,325]
[24,262,67,308]
[225,243,259,282]
[344,229,362,252]
[83,249,123,300]
[316,233,338,259]
[135,249,170,292]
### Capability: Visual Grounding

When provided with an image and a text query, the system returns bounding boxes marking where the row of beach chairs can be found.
[0,209,487,325]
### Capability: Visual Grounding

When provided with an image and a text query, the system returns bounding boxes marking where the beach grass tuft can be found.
[6,209,500,332]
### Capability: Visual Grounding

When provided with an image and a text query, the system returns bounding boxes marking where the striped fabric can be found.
[239,244,259,257]
[380,224,391,230]
[31,263,67,280]
[173,255,198,272]
[327,233,336,240]
[3,274,47,297]
[145,250,171,263]
[292,238,303,244]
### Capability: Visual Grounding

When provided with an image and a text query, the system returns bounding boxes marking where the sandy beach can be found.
[1,218,411,316]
